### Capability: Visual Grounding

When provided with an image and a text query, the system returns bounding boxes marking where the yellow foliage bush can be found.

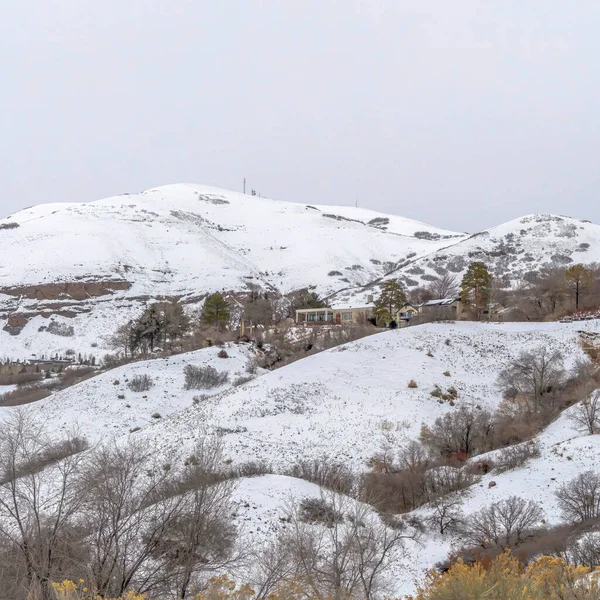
[52,580,145,600]
[408,551,600,600]
[53,556,600,600]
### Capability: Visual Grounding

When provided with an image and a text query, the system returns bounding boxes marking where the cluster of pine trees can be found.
[112,293,231,358]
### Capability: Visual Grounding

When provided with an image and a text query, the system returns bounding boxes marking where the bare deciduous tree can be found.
[80,440,183,596]
[0,409,86,600]
[159,437,240,599]
[569,390,600,435]
[462,496,544,548]
[564,531,600,569]
[81,435,240,599]
[273,489,418,599]
[420,406,494,460]
[555,471,600,523]
[497,346,565,413]
[426,492,466,535]
[427,272,458,300]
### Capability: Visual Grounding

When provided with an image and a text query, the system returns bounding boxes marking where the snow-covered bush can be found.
[287,458,356,495]
[232,375,253,387]
[299,496,343,525]
[0,222,19,230]
[184,364,229,389]
[127,374,153,392]
[494,441,541,473]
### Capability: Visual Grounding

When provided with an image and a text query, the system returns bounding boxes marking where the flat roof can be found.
[296,305,373,312]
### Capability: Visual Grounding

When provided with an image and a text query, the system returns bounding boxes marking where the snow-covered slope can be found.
[0,342,260,442]
[0,184,462,297]
[132,321,594,470]
[334,213,600,306]
[0,183,468,358]
[3,319,599,597]
[13,320,594,471]
[2,185,599,361]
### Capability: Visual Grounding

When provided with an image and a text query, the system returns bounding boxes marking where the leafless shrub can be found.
[128,374,154,392]
[59,366,96,388]
[274,489,418,600]
[231,461,272,479]
[183,364,229,389]
[430,385,442,398]
[232,375,254,387]
[462,496,545,548]
[46,321,75,337]
[245,357,258,374]
[365,440,432,513]
[0,386,51,407]
[217,349,229,358]
[465,458,495,476]
[0,372,44,386]
[569,390,600,435]
[408,380,418,388]
[102,352,134,369]
[556,471,600,523]
[299,496,344,525]
[420,405,494,460]
[564,531,600,568]
[287,457,356,495]
[0,221,20,230]
[425,465,476,499]
[449,520,597,568]
[494,441,541,473]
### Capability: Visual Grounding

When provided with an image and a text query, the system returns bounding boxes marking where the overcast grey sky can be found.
[1,1,599,231]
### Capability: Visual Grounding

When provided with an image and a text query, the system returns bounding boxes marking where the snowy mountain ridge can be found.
[2,184,598,302]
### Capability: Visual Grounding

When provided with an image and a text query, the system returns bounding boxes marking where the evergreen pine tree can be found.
[201,292,230,329]
[460,262,493,319]
[373,279,406,326]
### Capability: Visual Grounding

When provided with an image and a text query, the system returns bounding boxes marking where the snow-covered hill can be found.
[9,320,595,470]
[3,319,599,597]
[0,183,468,358]
[0,342,260,442]
[130,320,596,471]
[0,183,462,298]
[334,212,600,307]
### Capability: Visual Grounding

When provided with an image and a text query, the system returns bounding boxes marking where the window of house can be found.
[342,312,353,321]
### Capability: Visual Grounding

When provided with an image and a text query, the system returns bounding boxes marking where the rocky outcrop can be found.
[0,280,131,301]
[0,280,131,335]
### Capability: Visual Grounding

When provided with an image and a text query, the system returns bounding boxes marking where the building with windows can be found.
[295,301,374,325]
